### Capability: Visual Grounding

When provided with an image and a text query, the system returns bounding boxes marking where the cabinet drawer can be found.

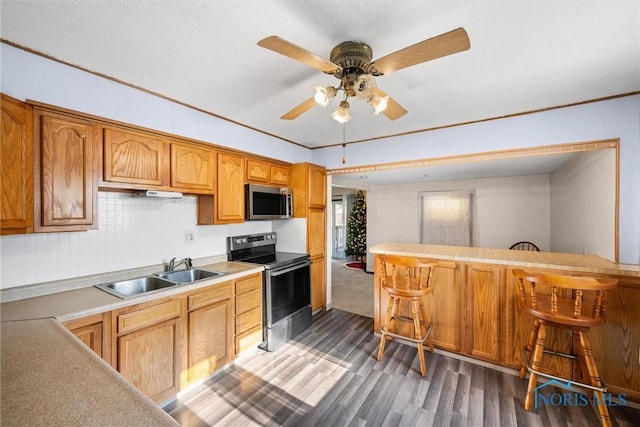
[188,282,232,311]
[235,307,262,334]
[117,299,182,335]
[236,289,261,315]
[235,273,262,295]
[235,325,263,354]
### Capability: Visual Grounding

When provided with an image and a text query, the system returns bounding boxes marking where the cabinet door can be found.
[36,112,98,231]
[310,255,326,312]
[170,143,215,193]
[308,164,326,208]
[307,208,326,258]
[465,264,501,362]
[103,127,168,186]
[118,317,181,403]
[188,299,232,383]
[64,315,103,358]
[216,152,244,223]
[1,95,33,235]
[246,158,270,184]
[270,165,289,186]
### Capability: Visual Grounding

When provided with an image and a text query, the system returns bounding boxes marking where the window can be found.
[419,190,475,246]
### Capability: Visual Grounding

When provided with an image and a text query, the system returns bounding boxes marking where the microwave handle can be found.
[286,194,292,217]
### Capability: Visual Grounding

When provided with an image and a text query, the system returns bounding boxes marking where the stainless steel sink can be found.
[156,269,224,284]
[95,276,177,299]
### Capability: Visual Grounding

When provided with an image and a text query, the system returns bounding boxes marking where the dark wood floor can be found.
[164,309,639,426]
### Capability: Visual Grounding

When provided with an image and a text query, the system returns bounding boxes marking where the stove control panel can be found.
[227,232,277,251]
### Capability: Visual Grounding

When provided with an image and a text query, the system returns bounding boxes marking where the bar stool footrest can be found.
[521,346,607,393]
[381,324,433,345]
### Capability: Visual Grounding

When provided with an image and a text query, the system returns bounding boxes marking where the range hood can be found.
[132,190,184,199]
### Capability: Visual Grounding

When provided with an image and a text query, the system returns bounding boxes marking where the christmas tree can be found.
[345,191,367,263]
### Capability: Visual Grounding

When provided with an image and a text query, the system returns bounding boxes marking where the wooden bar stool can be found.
[512,269,618,426]
[376,255,437,376]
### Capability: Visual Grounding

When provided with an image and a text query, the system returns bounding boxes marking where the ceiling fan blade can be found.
[373,27,470,75]
[376,89,407,121]
[258,36,339,73]
[281,97,317,120]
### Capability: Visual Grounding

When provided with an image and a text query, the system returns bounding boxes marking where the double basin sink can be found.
[95,269,225,299]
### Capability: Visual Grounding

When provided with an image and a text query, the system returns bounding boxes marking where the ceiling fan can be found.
[257,28,470,123]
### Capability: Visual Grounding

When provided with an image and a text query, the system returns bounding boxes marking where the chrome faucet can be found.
[168,257,193,272]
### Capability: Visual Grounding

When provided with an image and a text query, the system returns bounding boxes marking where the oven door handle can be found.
[269,261,311,277]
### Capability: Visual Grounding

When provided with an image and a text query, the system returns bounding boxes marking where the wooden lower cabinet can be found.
[63,312,111,364]
[375,258,462,353]
[114,298,183,403]
[310,255,326,312]
[186,282,233,383]
[465,264,501,362]
[234,273,263,354]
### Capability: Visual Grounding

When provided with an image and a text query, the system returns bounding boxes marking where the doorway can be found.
[332,198,346,259]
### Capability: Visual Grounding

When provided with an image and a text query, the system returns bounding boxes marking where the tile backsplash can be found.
[0,191,271,289]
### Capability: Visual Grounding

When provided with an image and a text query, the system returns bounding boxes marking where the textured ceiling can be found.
[2,1,638,151]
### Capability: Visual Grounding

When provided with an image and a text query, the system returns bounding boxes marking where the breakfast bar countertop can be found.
[369,243,640,281]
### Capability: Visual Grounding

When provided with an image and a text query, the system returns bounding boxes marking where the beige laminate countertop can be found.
[0,261,263,426]
[1,318,179,427]
[369,243,640,280]
[1,261,263,322]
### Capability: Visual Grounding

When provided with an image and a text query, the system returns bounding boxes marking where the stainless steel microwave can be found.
[245,184,292,220]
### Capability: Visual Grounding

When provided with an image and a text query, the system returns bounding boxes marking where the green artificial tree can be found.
[345,191,367,265]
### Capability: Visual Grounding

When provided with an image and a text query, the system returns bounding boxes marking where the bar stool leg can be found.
[578,331,611,427]
[412,300,427,376]
[419,299,434,354]
[524,323,546,411]
[521,319,541,380]
[377,295,396,361]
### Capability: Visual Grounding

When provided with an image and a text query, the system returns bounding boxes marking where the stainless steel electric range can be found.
[227,232,312,351]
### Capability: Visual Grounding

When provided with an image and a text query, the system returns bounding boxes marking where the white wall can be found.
[315,96,640,265]
[550,149,616,260]
[365,175,551,271]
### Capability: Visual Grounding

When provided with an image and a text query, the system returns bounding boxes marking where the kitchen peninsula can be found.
[369,243,640,401]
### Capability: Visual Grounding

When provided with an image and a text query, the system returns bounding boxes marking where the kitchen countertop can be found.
[1,318,179,426]
[1,261,263,322]
[369,243,640,281]
[0,261,264,426]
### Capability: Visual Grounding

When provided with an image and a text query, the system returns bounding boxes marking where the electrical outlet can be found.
[184,231,195,243]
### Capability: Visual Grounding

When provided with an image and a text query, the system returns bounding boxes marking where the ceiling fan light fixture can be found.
[313,85,337,107]
[369,94,389,115]
[332,100,352,123]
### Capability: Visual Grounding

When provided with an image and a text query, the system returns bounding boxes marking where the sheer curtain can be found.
[419,190,475,246]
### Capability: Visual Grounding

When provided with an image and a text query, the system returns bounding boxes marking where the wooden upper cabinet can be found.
[1,95,33,235]
[35,110,98,231]
[103,127,168,187]
[308,164,326,208]
[215,152,244,223]
[290,163,326,217]
[270,164,290,186]
[170,143,215,193]
[246,157,290,187]
[246,158,270,184]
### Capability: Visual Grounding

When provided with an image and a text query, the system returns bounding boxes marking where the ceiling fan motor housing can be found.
[330,41,373,76]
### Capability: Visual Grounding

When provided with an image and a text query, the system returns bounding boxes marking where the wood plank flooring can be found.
[164,309,640,426]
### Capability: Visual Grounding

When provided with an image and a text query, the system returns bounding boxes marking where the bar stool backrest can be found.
[512,269,618,328]
[379,255,438,295]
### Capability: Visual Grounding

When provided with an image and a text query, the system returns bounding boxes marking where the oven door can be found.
[265,260,311,326]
